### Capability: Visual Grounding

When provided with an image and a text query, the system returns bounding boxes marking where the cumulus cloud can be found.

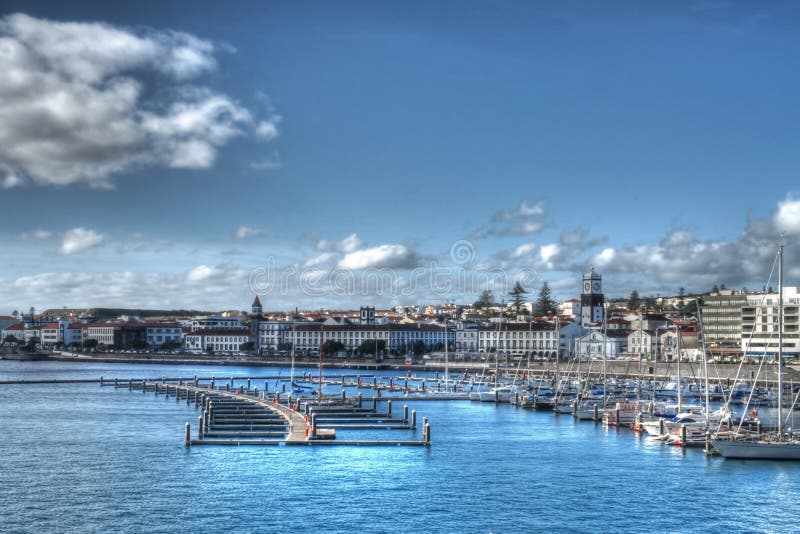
[774,196,800,235]
[0,13,278,188]
[472,200,547,239]
[338,244,420,270]
[315,233,365,254]
[60,228,104,255]
[233,225,264,240]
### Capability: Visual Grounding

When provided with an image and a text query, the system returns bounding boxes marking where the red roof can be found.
[42,323,61,329]
[5,323,24,331]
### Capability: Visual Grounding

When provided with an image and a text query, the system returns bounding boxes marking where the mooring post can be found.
[128,379,132,391]
[100,376,103,386]
[424,422,431,444]
[495,389,499,403]
[114,378,118,388]
[403,404,409,423]
[287,394,292,408]
[142,380,146,393]
[358,393,362,408]
[404,379,408,393]
[593,404,599,421]
[659,417,666,436]
[185,422,190,446]
[247,378,251,390]
[373,376,377,388]
[372,397,377,412]
[387,400,392,417]
[194,375,198,386]
[154,383,159,396]
[680,424,687,445]
[311,413,317,439]
[615,408,620,426]
[198,415,203,440]
[341,390,346,402]
[411,410,417,429]
[230,377,234,389]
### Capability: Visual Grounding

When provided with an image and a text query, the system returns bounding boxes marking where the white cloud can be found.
[0,13,278,188]
[233,225,264,240]
[315,233,365,254]
[339,244,418,270]
[774,195,800,235]
[21,229,52,240]
[540,243,560,263]
[60,228,104,255]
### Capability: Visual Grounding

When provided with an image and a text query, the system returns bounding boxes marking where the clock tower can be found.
[580,268,604,327]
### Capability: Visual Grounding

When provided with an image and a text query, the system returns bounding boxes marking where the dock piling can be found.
[185,422,190,446]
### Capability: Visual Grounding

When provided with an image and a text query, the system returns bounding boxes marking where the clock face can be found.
[593,282,600,291]
[584,282,590,292]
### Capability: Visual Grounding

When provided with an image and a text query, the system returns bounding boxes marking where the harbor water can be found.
[2,360,799,533]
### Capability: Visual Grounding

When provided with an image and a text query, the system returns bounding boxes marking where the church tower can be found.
[250,296,263,352]
[580,268,604,327]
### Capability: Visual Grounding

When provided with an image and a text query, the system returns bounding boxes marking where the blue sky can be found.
[2,1,800,312]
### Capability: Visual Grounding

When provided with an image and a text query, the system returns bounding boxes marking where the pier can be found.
[110,377,430,447]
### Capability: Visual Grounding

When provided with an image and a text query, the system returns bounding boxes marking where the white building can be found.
[740,287,800,359]
[184,329,251,353]
[2,323,25,342]
[258,321,294,352]
[574,329,627,360]
[558,299,580,319]
[476,321,585,360]
[189,316,245,332]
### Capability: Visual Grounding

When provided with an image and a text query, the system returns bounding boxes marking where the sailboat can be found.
[712,245,800,459]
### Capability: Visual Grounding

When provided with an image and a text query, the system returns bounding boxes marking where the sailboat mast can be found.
[778,244,784,435]
[677,322,682,413]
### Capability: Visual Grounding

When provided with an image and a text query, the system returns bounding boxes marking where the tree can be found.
[277,342,293,352]
[628,290,641,311]
[3,335,19,345]
[720,283,727,291]
[161,339,181,351]
[239,341,255,352]
[130,339,147,350]
[322,340,345,355]
[508,281,528,316]
[711,284,719,294]
[533,282,557,317]
[83,339,98,349]
[677,287,686,308]
[23,336,40,352]
[411,340,426,356]
[357,339,385,356]
[473,290,495,310]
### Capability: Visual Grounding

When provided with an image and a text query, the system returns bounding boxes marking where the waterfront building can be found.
[64,324,83,347]
[2,322,25,342]
[188,315,245,332]
[285,323,454,357]
[659,325,699,361]
[145,323,182,348]
[700,290,747,348]
[257,320,293,353]
[476,321,584,360]
[455,321,479,352]
[184,329,251,353]
[574,329,628,360]
[580,268,605,327]
[626,329,664,360]
[740,287,800,359]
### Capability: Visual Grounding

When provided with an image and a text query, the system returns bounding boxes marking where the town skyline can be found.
[3,3,800,313]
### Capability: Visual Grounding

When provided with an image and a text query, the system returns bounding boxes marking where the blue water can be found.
[2,360,800,533]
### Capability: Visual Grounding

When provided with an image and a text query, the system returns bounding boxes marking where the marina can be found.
[3,359,800,532]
